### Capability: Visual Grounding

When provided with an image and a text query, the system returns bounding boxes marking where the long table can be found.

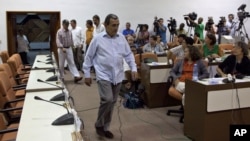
[16,90,75,141]
[32,54,54,70]
[26,69,62,92]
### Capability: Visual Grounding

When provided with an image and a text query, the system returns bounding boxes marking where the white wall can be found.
[0,0,249,51]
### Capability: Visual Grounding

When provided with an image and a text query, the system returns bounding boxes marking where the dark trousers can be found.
[19,52,29,64]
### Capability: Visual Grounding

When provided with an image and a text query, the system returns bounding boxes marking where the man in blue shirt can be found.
[122,22,135,38]
[83,14,137,139]
[158,18,167,47]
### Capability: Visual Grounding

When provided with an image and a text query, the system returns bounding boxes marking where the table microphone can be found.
[34,96,74,126]
[37,60,52,64]
[37,79,65,101]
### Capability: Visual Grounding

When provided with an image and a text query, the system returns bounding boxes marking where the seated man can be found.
[143,35,165,55]
[123,22,136,38]
[168,46,209,105]
[167,34,193,64]
[216,41,250,77]
[167,35,180,49]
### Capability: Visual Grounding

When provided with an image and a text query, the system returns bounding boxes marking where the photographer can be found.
[226,14,237,37]
[136,24,149,47]
[205,17,217,35]
[188,17,205,41]
[158,18,167,47]
[217,17,230,44]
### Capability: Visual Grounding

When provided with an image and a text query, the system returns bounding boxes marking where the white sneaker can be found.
[182,94,185,106]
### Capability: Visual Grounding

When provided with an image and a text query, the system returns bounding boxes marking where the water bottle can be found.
[192,63,198,81]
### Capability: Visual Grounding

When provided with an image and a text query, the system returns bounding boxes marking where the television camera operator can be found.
[154,18,167,47]
[187,17,205,41]
[205,17,216,35]
[216,17,230,44]
[184,12,198,36]
[167,17,177,42]
[226,14,237,37]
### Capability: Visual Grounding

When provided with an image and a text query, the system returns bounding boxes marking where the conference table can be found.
[184,77,250,141]
[26,69,62,92]
[16,90,75,141]
[32,54,54,70]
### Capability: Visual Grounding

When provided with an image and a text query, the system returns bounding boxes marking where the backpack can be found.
[123,92,144,109]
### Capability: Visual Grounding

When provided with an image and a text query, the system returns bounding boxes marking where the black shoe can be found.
[95,127,105,137]
[104,131,114,139]
[74,77,83,83]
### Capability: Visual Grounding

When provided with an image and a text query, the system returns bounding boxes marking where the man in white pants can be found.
[56,19,82,83]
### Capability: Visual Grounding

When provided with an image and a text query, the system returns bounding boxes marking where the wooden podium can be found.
[140,62,180,108]
[184,79,250,141]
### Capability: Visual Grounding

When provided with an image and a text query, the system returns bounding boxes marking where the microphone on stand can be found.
[37,60,52,64]
[34,96,74,126]
[37,79,65,101]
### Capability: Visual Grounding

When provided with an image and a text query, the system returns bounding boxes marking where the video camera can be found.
[205,17,214,31]
[167,17,177,35]
[237,4,250,21]
[184,12,198,21]
[216,17,226,27]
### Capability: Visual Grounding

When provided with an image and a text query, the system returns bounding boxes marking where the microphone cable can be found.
[117,97,123,141]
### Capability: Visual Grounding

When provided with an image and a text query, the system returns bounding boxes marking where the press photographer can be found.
[153,16,160,35]
[216,17,229,44]
[205,17,216,35]
[187,17,205,41]
[157,18,167,47]
[167,17,177,34]
[184,12,197,27]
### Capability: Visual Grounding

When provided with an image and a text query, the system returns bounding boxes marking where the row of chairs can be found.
[0,51,31,140]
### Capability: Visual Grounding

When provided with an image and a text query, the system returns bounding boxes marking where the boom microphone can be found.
[34,96,74,125]
[37,79,65,101]
[238,4,246,11]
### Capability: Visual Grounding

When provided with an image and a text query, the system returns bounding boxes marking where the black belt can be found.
[63,46,70,48]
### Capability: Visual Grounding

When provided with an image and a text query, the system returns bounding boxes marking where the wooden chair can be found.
[0,51,9,63]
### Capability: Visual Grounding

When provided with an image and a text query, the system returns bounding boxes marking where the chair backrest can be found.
[0,72,17,108]
[219,44,234,56]
[0,64,17,86]
[135,53,158,69]
[0,51,10,63]
[7,56,18,77]
[0,115,7,139]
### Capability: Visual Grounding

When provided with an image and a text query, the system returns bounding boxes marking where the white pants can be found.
[58,48,80,78]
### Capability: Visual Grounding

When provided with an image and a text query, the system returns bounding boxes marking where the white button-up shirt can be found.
[71,26,84,47]
[83,31,137,84]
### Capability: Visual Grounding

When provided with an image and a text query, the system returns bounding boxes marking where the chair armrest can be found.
[12,84,27,89]
[15,77,29,81]
[21,68,31,71]
[0,107,23,113]
[4,98,25,108]
[12,86,26,91]
[0,128,18,134]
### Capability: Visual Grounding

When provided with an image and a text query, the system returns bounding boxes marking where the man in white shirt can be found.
[226,14,237,37]
[17,29,29,64]
[92,15,105,36]
[70,19,84,70]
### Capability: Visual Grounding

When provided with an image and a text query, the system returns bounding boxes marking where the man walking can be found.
[56,19,82,83]
[83,14,137,138]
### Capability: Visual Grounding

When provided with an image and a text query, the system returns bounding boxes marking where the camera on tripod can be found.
[167,17,177,35]
[216,17,226,27]
[205,17,214,31]
[153,16,160,32]
[184,12,197,21]
[237,4,250,21]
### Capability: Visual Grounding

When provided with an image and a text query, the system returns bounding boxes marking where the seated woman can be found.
[168,45,209,105]
[143,35,165,55]
[202,33,220,60]
[216,41,250,77]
